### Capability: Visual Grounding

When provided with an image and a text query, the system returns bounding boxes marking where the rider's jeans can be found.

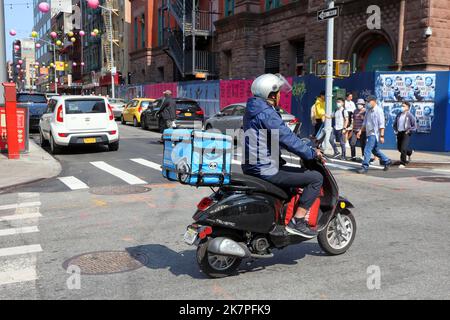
[262,166,323,210]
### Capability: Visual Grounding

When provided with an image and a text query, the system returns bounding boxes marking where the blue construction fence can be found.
[118,71,450,152]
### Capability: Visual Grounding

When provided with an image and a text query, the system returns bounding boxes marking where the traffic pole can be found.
[323,0,335,152]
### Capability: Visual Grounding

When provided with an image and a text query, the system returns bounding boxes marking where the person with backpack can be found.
[393,101,417,168]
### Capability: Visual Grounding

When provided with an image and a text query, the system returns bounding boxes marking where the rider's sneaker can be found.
[286,218,318,238]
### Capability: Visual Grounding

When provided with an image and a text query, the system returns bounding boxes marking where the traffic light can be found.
[315,60,351,78]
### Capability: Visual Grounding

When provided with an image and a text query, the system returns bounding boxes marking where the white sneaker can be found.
[399,164,406,168]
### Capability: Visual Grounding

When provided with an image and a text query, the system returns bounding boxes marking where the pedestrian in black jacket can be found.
[393,101,417,167]
[157,90,177,142]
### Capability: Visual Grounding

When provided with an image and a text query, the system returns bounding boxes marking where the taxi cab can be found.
[120,98,155,127]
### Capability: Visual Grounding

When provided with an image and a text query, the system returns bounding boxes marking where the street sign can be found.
[317,7,340,21]
[55,61,65,71]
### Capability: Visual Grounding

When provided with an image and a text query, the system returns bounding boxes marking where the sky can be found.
[4,0,35,61]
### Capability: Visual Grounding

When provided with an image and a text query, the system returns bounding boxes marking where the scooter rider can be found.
[242,74,324,238]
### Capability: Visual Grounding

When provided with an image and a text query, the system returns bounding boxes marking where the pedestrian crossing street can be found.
[0,193,42,287]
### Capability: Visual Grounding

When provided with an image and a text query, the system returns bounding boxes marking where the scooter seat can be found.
[229,173,289,200]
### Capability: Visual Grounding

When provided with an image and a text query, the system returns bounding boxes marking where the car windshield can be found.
[176,102,200,111]
[17,94,47,103]
[110,99,126,104]
[65,99,106,114]
[141,101,152,108]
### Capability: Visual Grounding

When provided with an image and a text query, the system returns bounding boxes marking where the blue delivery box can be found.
[162,129,232,186]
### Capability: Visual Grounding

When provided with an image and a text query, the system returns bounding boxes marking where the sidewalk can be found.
[328,145,450,166]
[0,139,62,191]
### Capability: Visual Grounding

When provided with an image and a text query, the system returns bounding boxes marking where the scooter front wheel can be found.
[197,240,242,278]
[318,211,356,255]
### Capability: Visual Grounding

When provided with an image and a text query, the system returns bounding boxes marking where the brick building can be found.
[129,0,450,84]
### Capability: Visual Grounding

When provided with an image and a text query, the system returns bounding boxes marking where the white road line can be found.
[91,161,148,185]
[0,202,41,211]
[0,212,42,222]
[0,226,39,237]
[0,267,38,286]
[0,244,43,258]
[58,176,89,190]
[130,158,161,171]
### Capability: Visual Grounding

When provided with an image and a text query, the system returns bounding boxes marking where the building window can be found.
[141,14,146,48]
[223,50,232,78]
[264,45,280,74]
[265,0,281,11]
[225,0,235,17]
[290,40,305,75]
[158,10,164,46]
[134,17,138,50]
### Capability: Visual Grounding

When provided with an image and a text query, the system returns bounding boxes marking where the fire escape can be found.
[102,0,119,74]
[161,0,218,78]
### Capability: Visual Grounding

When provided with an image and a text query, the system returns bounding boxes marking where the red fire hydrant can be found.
[3,82,19,159]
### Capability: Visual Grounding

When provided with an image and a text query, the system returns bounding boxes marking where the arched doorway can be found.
[350,32,395,72]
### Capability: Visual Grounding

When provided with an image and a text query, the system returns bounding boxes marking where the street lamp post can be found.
[36,38,58,94]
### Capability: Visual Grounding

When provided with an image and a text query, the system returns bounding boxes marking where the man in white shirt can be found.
[344,93,356,143]
[333,98,349,160]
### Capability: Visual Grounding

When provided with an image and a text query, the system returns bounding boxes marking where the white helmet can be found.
[251,73,292,100]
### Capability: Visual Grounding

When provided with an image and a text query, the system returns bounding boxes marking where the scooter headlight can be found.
[340,201,346,209]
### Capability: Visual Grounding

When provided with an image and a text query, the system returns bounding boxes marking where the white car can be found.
[39,95,119,154]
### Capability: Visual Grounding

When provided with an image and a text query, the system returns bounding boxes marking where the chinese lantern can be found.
[56,40,62,46]
[79,30,85,37]
[70,37,76,43]
[18,60,23,65]
[87,0,100,10]
[91,31,96,37]
[36,43,41,48]
[9,29,17,36]
[68,31,74,37]
[81,62,85,66]
[31,31,38,38]
[93,29,99,35]
[50,63,54,68]
[50,31,57,39]
[72,62,77,67]
[38,2,50,13]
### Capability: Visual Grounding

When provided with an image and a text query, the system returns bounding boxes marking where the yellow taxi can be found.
[120,98,155,127]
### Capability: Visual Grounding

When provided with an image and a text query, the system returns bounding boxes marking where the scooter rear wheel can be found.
[318,211,356,255]
[197,240,242,278]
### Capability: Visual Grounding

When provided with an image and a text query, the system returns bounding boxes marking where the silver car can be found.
[204,102,299,133]
[108,98,128,120]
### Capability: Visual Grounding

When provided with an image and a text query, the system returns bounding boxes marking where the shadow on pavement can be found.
[126,242,326,279]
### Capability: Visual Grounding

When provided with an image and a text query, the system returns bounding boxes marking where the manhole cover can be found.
[417,176,450,183]
[89,185,151,195]
[63,250,148,275]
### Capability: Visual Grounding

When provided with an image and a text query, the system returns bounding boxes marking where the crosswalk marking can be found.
[131,158,162,171]
[0,244,43,258]
[0,267,38,286]
[0,212,42,222]
[0,201,42,211]
[90,161,148,185]
[58,176,89,190]
[0,226,39,237]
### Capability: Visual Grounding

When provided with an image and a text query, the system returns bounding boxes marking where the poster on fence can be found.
[376,73,436,102]
[376,73,436,133]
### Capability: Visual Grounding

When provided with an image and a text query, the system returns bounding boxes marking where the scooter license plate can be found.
[183,228,198,245]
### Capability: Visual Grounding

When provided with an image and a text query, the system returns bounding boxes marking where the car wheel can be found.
[40,129,49,147]
[141,117,147,130]
[49,133,61,154]
[205,123,212,130]
[108,141,119,151]
[133,117,139,127]
[121,115,126,125]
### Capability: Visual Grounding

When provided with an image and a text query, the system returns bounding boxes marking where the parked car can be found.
[120,98,155,127]
[16,93,48,132]
[108,98,128,120]
[204,102,299,133]
[140,98,204,131]
[39,96,119,154]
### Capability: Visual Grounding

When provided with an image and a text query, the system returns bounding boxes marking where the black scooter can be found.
[183,139,356,278]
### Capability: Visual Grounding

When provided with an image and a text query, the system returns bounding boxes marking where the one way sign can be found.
[317,7,340,21]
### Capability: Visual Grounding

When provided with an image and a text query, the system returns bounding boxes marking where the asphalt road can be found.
[0,123,449,299]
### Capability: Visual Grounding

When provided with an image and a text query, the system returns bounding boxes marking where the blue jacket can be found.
[241,97,316,176]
